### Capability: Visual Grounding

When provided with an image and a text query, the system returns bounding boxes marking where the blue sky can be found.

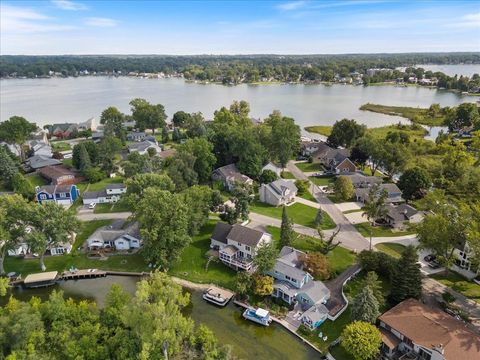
[1,0,479,54]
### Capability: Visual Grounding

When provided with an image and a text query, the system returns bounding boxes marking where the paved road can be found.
[287,161,371,252]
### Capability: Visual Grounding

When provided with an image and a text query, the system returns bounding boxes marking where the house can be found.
[47,123,78,138]
[300,140,328,157]
[29,140,52,157]
[127,132,146,142]
[127,140,162,155]
[332,157,356,173]
[311,144,355,173]
[87,223,142,251]
[378,298,480,360]
[35,184,80,205]
[78,117,97,132]
[91,131,104,142]
[266,246,330,329]
[384,203,423,230]
[27,155,62,170]
[210,223,272,271]
[355,183,404,204]
[262,162,282,176]
[211,164,253,191]
[340,173,382,188]
[82,184,127,205]
[38,165,77,185]
[259,179,298,206]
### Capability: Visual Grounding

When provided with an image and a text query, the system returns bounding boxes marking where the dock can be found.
[61,269,107,280]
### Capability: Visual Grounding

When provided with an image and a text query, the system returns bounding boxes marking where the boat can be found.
[242,307,272,326]
[202,286,234,307]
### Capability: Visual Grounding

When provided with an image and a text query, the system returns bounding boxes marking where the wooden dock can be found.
[61,269,107,280]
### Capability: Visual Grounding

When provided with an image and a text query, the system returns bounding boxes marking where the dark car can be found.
[424,254,436,262]
[428,260,441,269]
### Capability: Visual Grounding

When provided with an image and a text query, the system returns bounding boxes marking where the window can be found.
[39,194,47,200]
[238,242,242,247]
[245,245,251,252]
[285,275,291,280]
[60,192,67,198]
[291,279,297,283]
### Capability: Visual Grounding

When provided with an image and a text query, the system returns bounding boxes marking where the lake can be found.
[2,276,319,360]
[1,76,476,133]
[413,64,480,77]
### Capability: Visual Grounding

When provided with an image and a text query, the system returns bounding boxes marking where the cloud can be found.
[1,4,76,33]
[51,0,88,11]
[84,17,118,27]
[277,1,307,11]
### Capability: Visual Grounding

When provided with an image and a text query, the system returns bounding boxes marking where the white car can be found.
[88,202,97,209]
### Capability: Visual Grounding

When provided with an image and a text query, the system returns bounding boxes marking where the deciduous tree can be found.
[252,274,274,296]
[253,243,278,273]
[129,98,167,134]
[334,176,354,201]
[327,119,366,148]
[341,321,382,360]
[398,167,431,201]
[300,252,330,280]
[0,116,37,160]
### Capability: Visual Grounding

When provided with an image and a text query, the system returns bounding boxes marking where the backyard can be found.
[309,175,335,187]
[169,220,237,289]
[295,161,322,173]
[26,174,48,187]
[430,271,480,304]
[250,201,336,229]
[354,222,415,237]
[85,176,125,191]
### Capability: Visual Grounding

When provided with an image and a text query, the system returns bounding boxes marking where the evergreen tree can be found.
[280,206,296,248]
[363,271,384,307]
[390,245,422,304]
[351,285,380,323]
[78,144,92,172]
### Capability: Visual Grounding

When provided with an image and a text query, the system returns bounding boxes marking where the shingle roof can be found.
[105,183,126,190]
[213,163,252,184]
[37,184,74,195]
[302,304,329,323]
[38,165,75,180]
[299,280,330,304]
[211,223,233,244]
[28,155,61,169]
[83,190,107,199]
[268,179,298,197]
[379,299,480,360]
[227,224,264,247]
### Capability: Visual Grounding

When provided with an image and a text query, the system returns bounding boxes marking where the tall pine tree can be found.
[390,245,422,304]
[280,206,296,249]
[351,285,380,323]
[78,144,92,172]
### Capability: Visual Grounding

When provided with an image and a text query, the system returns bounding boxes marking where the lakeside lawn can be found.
[169,220,237,289]
[309,175,335,187]
[295,161,322,173]
[266,226,356,276]
[26,174,48,187]
[304,125,332,137]
[250,201,336,230]
[431,271,480,304]
[298,271,391,355]
[360,103,446,126]
[374,243,406,259]
[354,222,415,238]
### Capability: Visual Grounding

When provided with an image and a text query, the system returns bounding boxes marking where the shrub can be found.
[358,250,397,279]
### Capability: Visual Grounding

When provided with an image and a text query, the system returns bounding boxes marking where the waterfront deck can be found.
[61,269,107,280]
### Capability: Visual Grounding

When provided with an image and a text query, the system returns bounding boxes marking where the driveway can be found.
[344,212,366,225]
[76,209,132,221]
[335,202,362,212]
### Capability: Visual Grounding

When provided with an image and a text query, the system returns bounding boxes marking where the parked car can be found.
[88,202,97,209]
[428,260,441,269]
[424,254,436,262]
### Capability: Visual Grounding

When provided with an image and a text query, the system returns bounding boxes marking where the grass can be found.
[298,272,391,354]
[304,126,332,137]
[375,243,406,259]
[169,220,237,289]
[281,171,296,179]
[51,141,71,151]
[354,222,416,237]
[354,222,415,237]
[62,158,73,167]
[26,174,48,187]
[72,219,113,253]
[431,271,480,304]
[297,190,317,203]
[309,175,335,187]
[295,161,322,173]
[93,202,132,214]
[342,209,362,214]
[266,226,357,276]
[250,201,336,230]
[87,176,125,191]
[360,103,446,127]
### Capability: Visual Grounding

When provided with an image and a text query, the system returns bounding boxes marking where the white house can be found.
[114,234,142,250]
[259,179,298,206]
[82,184,127,205]
[127,140,161,155]
[210,223,272,271]
[87,225,142,251]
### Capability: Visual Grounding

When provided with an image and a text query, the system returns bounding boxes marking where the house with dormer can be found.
[259,179,298,206]
[210,223,272,271]
[35,184,80,206]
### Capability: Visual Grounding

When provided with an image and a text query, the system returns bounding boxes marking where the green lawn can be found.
[72,219,113,253]
[304,125,332,137]
[342,209,362,214]
[360,103,446,127]
[86,176,125,191]
[281,171,296,179]
[309,176,335,187]
[169,220,237,289]
[250,201,336,230]
[375,243,406,259]
[296,161,322,173]
[93,202,132,214]
[297,190,317,203]
[431,271,480,304]
[62,158,73,167]
[26,174,48,187]
[266,226,356,276]
[51,141,71,151]
[354,222,415,237]
[298,272,391,354]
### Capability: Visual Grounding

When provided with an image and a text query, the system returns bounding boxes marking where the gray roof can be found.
[268,179,298,197]
[278,246,305,268]
[299,280,331,304]
[274,259,307,283]
[273,280,299,297]
[380,183,402,194]
[211,222,233,244]
[37,184,74,195]
[128,140,157,152]
[28,155,61,169]
[342,173,382,187]
[213,163,252,184]
[302,304,329,322]
[83,190,107,199]
[227,224,264,247]
[105,183,126,190]
[387,203,419,221]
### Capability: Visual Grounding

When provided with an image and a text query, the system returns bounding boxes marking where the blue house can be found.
[266,246,331,330]
[35,184,80,206]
